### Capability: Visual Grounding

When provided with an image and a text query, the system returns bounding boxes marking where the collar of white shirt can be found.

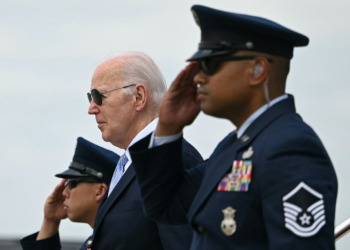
[123,117,159,173]
[237,94,288,139]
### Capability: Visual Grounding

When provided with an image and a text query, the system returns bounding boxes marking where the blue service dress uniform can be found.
[90,138,203,250]
[20,232,93,250]
[129,95,337,249]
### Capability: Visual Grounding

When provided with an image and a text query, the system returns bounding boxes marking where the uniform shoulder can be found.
[260,113,329,160]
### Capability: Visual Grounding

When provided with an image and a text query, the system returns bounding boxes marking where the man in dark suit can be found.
[87,52,203,249]
[129,5,338,250]
[20,137,120,250]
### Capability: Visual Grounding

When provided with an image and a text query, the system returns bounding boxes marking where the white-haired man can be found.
[87,52,203,249]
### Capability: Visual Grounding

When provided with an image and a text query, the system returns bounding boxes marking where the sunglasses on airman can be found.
[65,178,98,190]
[197,56,273,75]
[87,84,136,105]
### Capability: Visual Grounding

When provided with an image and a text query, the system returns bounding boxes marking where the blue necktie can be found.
[108,153,128,196]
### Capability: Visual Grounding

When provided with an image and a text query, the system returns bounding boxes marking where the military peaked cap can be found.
[187,5,309,60]
[55,137,119,184]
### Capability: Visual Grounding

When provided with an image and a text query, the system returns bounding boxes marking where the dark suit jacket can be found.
[90,139,203,250]
[129,95,338,250]
[20,232,92,250]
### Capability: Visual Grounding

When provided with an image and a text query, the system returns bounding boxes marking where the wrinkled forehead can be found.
[91,60,123,90]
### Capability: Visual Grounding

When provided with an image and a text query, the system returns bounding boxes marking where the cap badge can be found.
[242,146,254,159]
[221,206,237,236]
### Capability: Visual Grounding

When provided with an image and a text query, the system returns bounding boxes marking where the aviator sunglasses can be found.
[65,178,98,190]
[197,56,273,75]
[87,84,136,105]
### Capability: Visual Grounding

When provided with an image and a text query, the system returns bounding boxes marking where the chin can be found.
[101,132,112,143]
[200,103,214,116]
[68,215,83,223]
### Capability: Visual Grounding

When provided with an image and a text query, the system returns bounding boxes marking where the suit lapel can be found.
[93,164,136,234]
[188,95,296,222]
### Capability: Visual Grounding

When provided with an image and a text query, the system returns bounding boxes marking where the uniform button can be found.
[197,225,204,232]
[87,240,93,245]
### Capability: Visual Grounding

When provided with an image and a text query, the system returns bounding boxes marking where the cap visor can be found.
[186,49,232,61]
[55,169,90,179]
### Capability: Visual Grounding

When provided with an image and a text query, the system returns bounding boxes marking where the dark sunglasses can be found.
[87,84,136,106]
[65,178,97,190]
[197,56,273,75]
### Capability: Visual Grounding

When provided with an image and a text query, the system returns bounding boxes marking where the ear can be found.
[96,183,108,202]
[249,57,269,87]
[134,84,147,111]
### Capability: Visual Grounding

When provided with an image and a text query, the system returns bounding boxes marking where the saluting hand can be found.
[37,179,67,240]
[44,179,68,222]
[156,62,201,136]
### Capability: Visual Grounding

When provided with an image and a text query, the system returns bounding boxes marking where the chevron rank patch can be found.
[282,182,326,237]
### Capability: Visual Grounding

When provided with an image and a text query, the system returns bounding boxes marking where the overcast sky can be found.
[1,0,350,248]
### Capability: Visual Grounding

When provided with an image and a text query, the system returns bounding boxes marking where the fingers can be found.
[52,179,66,196]
[170,69,186,91]
[171,62,199,91]
[185,62,199,80]
[181,62,199,87]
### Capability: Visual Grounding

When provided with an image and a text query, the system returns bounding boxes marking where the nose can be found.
[62,186,70,198]
[194,70,208,86]
[88,99,99,115]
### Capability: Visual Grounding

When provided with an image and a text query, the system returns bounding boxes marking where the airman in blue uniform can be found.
[20,137,119,250]
[129,5,338,250]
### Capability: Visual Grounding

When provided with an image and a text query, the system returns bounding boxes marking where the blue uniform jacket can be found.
[90,138,203,250]
[20,232,92,250]
[129,95,338,250]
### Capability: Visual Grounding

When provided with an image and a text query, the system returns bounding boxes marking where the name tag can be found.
[217,160,252,192]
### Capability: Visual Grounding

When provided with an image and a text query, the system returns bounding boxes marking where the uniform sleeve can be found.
[129,133,205,224]
[157,223,193,250]
[20,232,61,250]
[260,133,337,249]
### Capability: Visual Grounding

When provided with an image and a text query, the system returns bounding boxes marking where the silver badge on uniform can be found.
[221,206,237,236]
[242,146,254,159]
[282,182,326,237]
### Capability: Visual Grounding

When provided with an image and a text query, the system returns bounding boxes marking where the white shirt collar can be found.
[237,94,288,138]
[123,118,159,171]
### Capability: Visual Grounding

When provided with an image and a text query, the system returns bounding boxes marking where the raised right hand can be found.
[156,62,201,136]
[37,179,67,240]
[43,179,68,222]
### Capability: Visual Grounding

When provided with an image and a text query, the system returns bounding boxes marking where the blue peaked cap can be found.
[187,5,309,60]
[55,137,119,184]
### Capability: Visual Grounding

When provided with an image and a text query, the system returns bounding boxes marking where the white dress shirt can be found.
[122,117,159,173]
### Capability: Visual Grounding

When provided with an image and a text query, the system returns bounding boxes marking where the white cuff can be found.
[148,131,183,148]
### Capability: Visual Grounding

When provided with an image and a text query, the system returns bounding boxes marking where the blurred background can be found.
[1,0,350,248]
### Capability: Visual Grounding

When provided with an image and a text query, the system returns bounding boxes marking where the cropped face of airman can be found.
[62,179,101,223]
[194,51,253,121]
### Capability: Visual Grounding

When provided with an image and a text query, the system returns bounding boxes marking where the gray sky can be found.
[1,0,350,248]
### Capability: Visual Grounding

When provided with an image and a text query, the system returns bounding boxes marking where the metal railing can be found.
[335,217,350,241]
